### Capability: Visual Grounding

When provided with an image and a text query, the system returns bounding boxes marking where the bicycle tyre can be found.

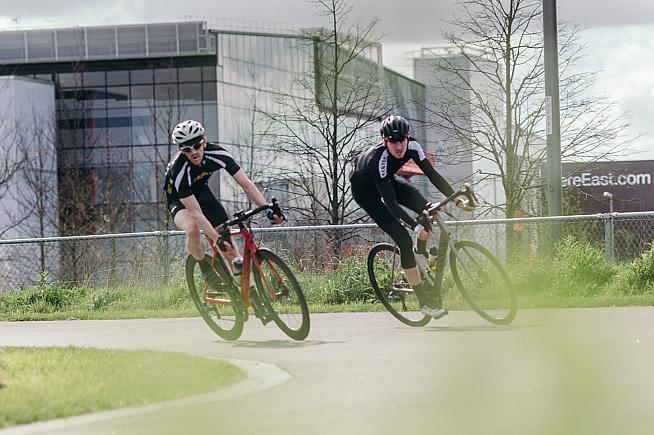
[186,255,245,341]
[367,243,430,327]
[449,241,517,325]
[252,248,310,340]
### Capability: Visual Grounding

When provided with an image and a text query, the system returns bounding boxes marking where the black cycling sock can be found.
[197,256,212,274]
[415,239,428,257]
[414,281,443,308]
[412,282,430,307]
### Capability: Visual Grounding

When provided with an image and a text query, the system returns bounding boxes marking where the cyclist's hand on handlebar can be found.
[266,201,286,224]
[455,197,475,212]
[414,210,432,240]
[414,224,431,240]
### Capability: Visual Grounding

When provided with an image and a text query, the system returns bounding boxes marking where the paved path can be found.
[1,308,653,434]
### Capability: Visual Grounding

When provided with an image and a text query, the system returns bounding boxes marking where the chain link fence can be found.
[1,212,654,292]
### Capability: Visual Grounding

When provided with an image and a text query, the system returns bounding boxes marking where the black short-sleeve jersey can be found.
[164,142,240,201]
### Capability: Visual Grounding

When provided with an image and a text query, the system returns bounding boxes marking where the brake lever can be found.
[463,183,479,207]
[416,210,433,232]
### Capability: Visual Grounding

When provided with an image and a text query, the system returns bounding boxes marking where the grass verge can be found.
[0,347,244,429]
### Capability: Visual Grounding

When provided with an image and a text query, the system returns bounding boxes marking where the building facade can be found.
[0,75,59,288]
[0,21,426,233]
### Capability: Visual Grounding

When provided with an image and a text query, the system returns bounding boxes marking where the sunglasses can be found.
[179,141,203,153]
[179,136,204,153]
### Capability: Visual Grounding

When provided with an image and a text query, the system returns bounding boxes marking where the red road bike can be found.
[186,199,310,341]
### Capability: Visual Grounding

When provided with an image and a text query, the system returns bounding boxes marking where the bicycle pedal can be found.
[260,316,272,325]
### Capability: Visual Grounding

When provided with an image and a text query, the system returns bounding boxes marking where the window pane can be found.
[179,83,202,104]
[202,66,216,82]
[130,69,152,85]
[130,85,154,107]
[178,67,201,82]
[202,82,216,102]
[83,71,105,87]
[106,86,130,109]
[107,70,129,86]
[57,72,82,88]
[33,73,54,82]
[154,67,177,83]
[155,83,178,101]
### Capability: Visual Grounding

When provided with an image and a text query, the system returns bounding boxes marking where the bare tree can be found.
[50,64,105,284]
[425,0,634,223]
[16,114,58,276]
[220,61,280,213]
[135,61,182,230]
[0,81,27,238]
[265,0,388,228]
[0,146,24,238]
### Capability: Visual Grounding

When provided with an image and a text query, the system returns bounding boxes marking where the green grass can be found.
[2,237,654,321]
[0,346,244,429]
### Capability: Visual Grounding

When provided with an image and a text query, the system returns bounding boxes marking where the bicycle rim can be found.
[186,255,245,341]
[367,243,430,327]
[449,241,517,325]
[253,248,310,340]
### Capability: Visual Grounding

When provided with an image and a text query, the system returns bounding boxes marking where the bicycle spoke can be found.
[368,243,430,327]
[186,255,244,340]
[450,241,517,325]
[253,249,310,340]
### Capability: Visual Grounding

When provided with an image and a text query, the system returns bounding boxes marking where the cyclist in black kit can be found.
[164,120,283,288]
[350,115,474,319]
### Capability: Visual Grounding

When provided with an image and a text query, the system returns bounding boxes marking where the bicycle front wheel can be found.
[367,243,430,327]
[449,241,517,325]
[252,248,310,340]
[186,255,245,341]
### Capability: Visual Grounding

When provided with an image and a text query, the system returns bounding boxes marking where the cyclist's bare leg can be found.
[407,226,430,286]
[174,209,205,260]
[216,234,241,265]
[404,266,421,286]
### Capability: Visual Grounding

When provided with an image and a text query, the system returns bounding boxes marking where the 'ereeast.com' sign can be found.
[562,161,654,213]
[563,172,652,188]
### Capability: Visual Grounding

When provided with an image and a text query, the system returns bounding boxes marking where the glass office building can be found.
[0,21,425,232]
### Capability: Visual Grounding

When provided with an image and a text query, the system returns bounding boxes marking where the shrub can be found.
[0,283,87,312]
[300,257,375,305]
[554,237,616,296]
[506,256,558,296]
[612,245,654,295]
[91,289,125,310]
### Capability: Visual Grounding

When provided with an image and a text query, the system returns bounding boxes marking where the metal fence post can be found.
[162,230,170,285]
[604,213,615,263]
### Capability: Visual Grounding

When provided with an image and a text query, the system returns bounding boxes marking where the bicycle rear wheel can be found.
[186,255,245,341]
[449,241,517,325]
[252,248,310,340]
[367,243,430,327]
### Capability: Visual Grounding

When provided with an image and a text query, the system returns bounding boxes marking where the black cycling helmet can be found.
[380,115,410,142]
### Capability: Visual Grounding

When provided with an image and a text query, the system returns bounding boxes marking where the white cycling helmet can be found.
[171,120,205,146]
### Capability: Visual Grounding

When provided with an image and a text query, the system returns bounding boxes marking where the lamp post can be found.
[603,191,615,262]
[544,0,563,252]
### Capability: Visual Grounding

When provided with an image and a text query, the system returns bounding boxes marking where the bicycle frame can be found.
[202,222,284,310]
[425,190,491,287]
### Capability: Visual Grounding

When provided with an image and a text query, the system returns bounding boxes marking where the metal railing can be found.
[1,212,653,292]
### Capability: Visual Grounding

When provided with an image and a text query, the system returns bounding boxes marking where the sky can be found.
[1,0,654,158]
